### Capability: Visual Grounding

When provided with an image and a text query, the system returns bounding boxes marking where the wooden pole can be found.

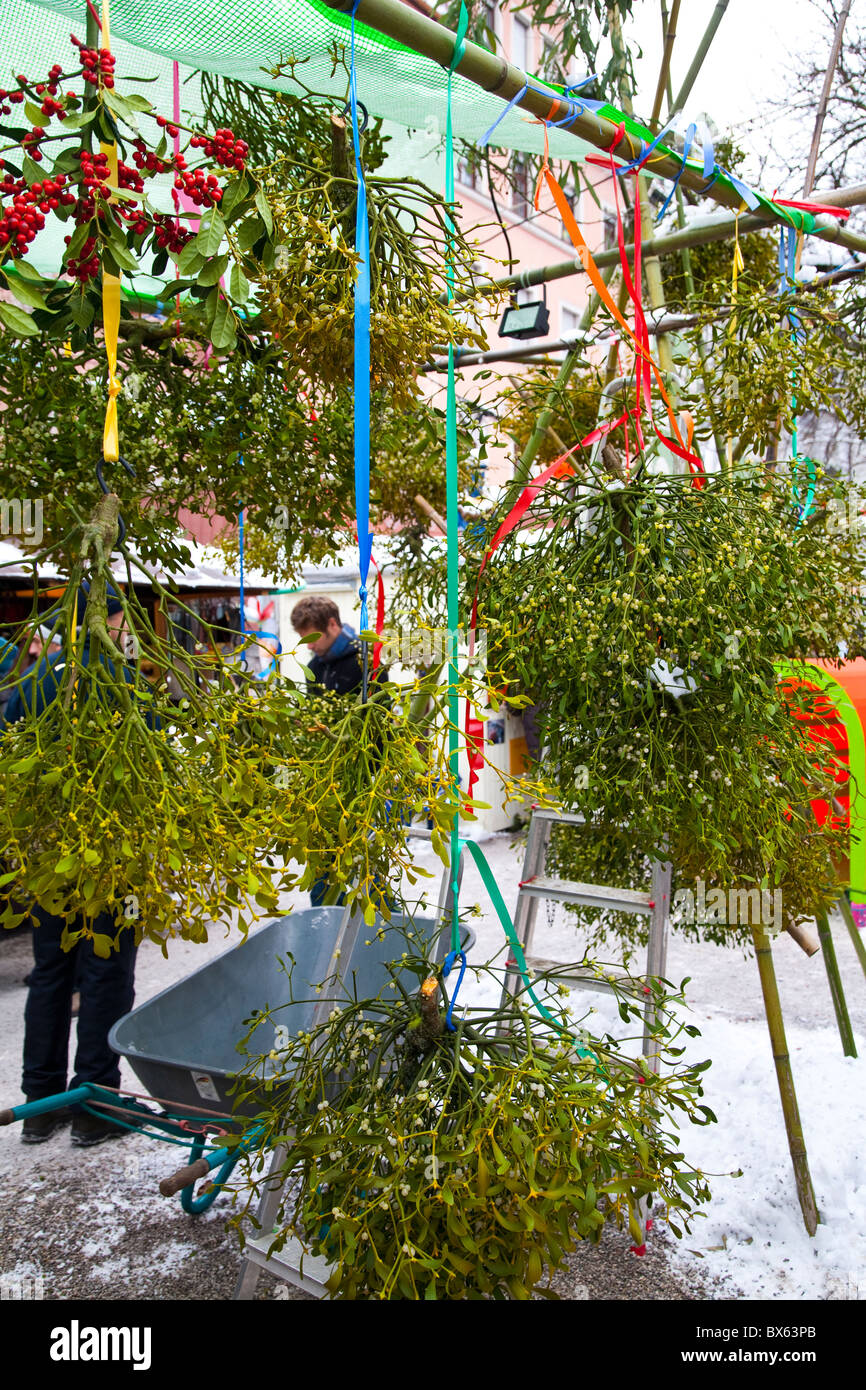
[803,0,854,199]
[837,893,866,983]
[797,0,854,274]
[751,926,819,1235]
[651,0,681,133]
[816,912,858,1056]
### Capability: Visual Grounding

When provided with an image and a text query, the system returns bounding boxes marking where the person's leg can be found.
[71,916,137,1092]
[21,907,77,1101]
[310,876,346,908]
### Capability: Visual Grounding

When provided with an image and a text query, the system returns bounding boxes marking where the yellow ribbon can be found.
[100,0,121,463]
[725,208,746,469]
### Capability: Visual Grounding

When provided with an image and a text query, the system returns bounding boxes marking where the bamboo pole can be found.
[424,260,866,371]
[608,6,675,382]
[659,0,728,465]
[670,0,731,115]
[837,893,866,983]
[795,0,854,276]
[816,912,858,1057]
[457,186,866,305]
[751,927,820,1236]
[803,0,854,200]
[651,0,681,133]
[325,0,866,260]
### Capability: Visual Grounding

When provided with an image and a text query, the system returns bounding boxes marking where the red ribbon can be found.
[369,552,386,671]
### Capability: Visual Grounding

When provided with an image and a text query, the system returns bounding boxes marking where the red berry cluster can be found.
[174,167,223,209]
[0,173,73,255]
[70,35,116,89]
[130,138,170,176]
[155,114,181,140]
[0,64,65,117]
[152,213,193,254]
[22,126,46,161]
[1,36,257,286]
[189,129,248,172]
[66,234,99,282]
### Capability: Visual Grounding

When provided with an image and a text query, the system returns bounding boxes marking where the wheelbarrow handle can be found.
[0,1109,15,1126]
[159,1157,211,1197]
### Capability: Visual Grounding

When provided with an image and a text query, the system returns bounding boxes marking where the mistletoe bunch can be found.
[476,462,866,941]
[250,76,491,403]
[228,934,713,1300]
[0,494,515,944]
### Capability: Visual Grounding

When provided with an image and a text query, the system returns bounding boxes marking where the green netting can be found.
[7,0,595,160]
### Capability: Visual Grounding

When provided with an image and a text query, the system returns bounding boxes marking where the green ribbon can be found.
[445,2,468,953]
[457,839,604,1072]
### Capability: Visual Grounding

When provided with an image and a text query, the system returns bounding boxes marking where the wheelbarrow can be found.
[1,901,473,1217]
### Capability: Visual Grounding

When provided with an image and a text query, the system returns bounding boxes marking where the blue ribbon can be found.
[656,120,695,222]
[480,79,528,147]
[480,73,603,148]
[612,113,679,176]
[721,167,760,211]
[349,2,373,657]
[698,121,715,181]
[442,948,467,1031]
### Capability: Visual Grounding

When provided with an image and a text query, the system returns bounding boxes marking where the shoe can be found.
[21,1107,73,1145]
[70,1111,130,1148]
[70,1099,155,1148]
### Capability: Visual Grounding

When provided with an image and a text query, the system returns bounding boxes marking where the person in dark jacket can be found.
[291,594,364,696]
[291,596,372,908]
[0,637,21,720]
[4,586,151,1147]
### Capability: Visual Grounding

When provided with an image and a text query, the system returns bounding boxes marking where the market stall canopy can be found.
[0,537,276,593]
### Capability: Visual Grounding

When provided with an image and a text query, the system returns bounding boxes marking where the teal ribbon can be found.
[445,2,468,954]
[458,839,603,1071]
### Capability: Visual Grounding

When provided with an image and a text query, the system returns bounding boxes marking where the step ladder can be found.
[232,824,462,1300]
[500,808,672,1069]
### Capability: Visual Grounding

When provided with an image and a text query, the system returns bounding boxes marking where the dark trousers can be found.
[310,874,346,909]
[22,906,137,1102]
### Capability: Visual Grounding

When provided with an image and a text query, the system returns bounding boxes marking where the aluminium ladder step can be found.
[519,954,648,996]
[240,1230,332,1298]
[518,874,654,916]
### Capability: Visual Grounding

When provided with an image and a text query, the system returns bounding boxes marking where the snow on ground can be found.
[661,1017,866,1301]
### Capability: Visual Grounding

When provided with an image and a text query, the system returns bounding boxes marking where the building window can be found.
[561,305,581,339]
[512,16,529,73]
[512,157,530,217]
[457,154,478,190]
[480,0,498,45]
